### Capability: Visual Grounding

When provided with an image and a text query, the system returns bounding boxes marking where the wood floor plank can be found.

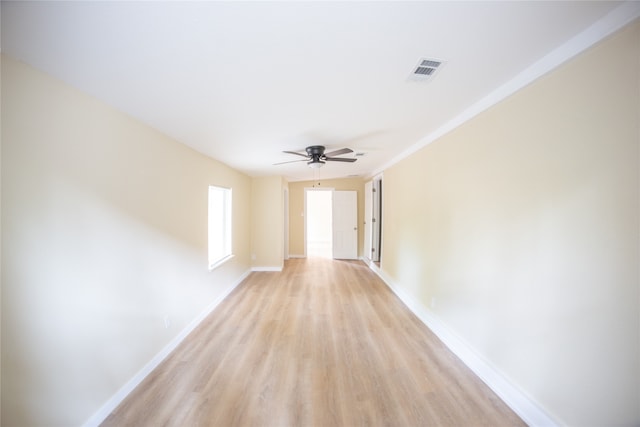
[102,258,525,427]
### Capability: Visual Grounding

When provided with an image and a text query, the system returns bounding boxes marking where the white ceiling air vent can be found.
[409,58,445,82]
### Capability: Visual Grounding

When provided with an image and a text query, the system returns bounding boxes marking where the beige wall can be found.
[1,56,252,426]
[250,176,285,269]
[381,21,639,426]
[288,178,365,257]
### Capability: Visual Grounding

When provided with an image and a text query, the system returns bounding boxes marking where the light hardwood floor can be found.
[102,258,525,427]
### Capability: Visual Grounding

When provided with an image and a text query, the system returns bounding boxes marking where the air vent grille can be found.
[420,59,441,68]
[414,66,436,76]
[410,57,445,81]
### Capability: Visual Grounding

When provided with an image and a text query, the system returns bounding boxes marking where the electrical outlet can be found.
[163,315,171,329]
[430,297,437,309]
[251,254,256,260]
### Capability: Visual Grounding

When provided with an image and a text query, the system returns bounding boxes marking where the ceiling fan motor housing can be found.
[306,145,326,159]
[306,145,326,167]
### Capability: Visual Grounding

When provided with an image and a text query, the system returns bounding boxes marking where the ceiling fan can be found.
[273,145,357,168]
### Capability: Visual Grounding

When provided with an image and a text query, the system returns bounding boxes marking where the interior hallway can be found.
[102,258,525,426]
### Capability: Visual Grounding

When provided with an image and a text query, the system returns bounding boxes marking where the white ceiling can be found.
[1,1,629,181]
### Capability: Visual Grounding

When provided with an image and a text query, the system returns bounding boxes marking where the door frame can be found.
[364,174,383,265]
[371,177,382,263]
[364,180,373,263]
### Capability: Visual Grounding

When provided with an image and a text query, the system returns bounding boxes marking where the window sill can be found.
[209,254,234,272]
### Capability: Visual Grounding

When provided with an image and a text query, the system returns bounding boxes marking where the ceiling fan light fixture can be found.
[276,145,355,168]
[308,160,325,168]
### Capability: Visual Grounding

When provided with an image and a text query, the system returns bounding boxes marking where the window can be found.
[208,185,232,270]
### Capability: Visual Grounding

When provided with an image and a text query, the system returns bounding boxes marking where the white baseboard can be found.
[251,266,283,272]
[82,269,251,427]
[372,268,559,427]
[287,254,306,259]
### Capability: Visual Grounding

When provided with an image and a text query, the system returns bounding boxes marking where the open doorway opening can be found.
[283,188,289,260]
[305,189,332,258]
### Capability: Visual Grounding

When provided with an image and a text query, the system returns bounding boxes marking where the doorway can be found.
[283,188,289,260]
[305,189,333,258]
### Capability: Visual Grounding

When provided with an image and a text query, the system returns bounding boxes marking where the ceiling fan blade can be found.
[283,150,309,158]
[324,148,353,157]
[325,157,357,162]
[273,159,308,165]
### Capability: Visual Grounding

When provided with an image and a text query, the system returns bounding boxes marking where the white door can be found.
[332,190,358,259]
[363,181,373,262]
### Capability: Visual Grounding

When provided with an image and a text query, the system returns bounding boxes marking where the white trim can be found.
[208,253,234,271]
[371,267,559,427]
[364,170,384,183]
[373,2,640,177]
[82,269,251,427]
[287,254,306,259]
[251,266,283,272]
[367,259,381,275]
